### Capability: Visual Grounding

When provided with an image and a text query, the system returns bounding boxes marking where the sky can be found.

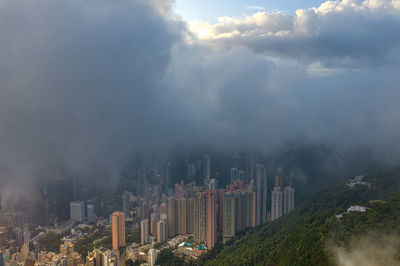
[1,0,400,197]
[174,0,325,22]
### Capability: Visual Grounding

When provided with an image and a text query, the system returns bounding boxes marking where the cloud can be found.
[331,234,400,266]
[1,0,400,204]
[0,0,185,191]
[188,0,400,69]
[245,5,266,11]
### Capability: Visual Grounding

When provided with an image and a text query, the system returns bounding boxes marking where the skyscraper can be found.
[187,164,196,177]
[186,198,194,234]
[156,219,167,242]
[238,170,245,181]
[208,178,218,190]
[230,168,239,184]
[141,219,149,245]
[222,191,235,243]
[194,191,207,243]
[112,211,126,250]
[203,154,211,181]
[70,201,85,221]
[255,164,267,225]
[122,191,132,217]
[222,189,254,243]
[283,186,295,215]
[206,190,217,249]
[271,173,283,221]
[148,248,158,266]
[245,155,255,184]
[167,197,176,237]
[87,204,95,223]
[177,198,187,235]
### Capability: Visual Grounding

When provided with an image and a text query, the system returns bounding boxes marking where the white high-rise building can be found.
[141,219,149,245]
[255,164,267,225]
[271,187,283,220]
[283,186,295,215]
[148,248,159,266]
[70,201,85,221]
[156,219,167,242]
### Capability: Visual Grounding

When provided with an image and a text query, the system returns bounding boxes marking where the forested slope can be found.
[199,166,400,265]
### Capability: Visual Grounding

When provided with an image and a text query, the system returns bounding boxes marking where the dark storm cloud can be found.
[1,0,400,196]
[166,43,400,150]
[0,0,186,189]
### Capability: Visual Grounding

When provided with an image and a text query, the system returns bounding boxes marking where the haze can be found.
[1,0,400,193]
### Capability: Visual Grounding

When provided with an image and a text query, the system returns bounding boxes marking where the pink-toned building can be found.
[112,211,126,250]
[206,190,217,249]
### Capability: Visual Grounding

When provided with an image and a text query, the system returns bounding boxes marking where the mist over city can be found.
[1,0,400,265]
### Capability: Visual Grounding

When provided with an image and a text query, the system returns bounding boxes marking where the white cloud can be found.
[245,5,266,11]
[187,0,400,70]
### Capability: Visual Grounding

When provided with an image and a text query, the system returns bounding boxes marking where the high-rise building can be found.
[194,192,207,243]
[238,170,245,180]
[167,197,176,237]
[187,164,196,177]
[177,198,187,235]
[148,248,159,266]
[203,154,211,181]
[186,198,194,234]
[245,155,255,184]
[70,201,84,221]
[271,173,283,221]
[230,168,239,184]
[141,219,149,245]
[283,186,295,215]
[216,190,224,239]
[209,179,218,190]
[150,212,160,236]
[87,204,95,223]
[112,211,126,250]
[175,182,186,199]
[222,189,254,243]
[122,191,133,217]
[255,164,267,225]
[156,219,167,242]
[206,190,217,249]
[52,178,74,221]
[223,192,235,243]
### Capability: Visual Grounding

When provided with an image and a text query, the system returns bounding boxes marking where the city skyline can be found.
[0,0,399,265]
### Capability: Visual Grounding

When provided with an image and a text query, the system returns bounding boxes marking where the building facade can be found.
[70,201,84,222]
[112,211,126,250]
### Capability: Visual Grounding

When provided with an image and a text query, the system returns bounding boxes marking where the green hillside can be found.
[199,166,400,265]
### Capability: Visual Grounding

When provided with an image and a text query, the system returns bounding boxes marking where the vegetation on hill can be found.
[197,166,400,265]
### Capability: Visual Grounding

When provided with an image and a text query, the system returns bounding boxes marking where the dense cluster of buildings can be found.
[3,241,83,266]
[121,156,295,251]
[1,153,297,266]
